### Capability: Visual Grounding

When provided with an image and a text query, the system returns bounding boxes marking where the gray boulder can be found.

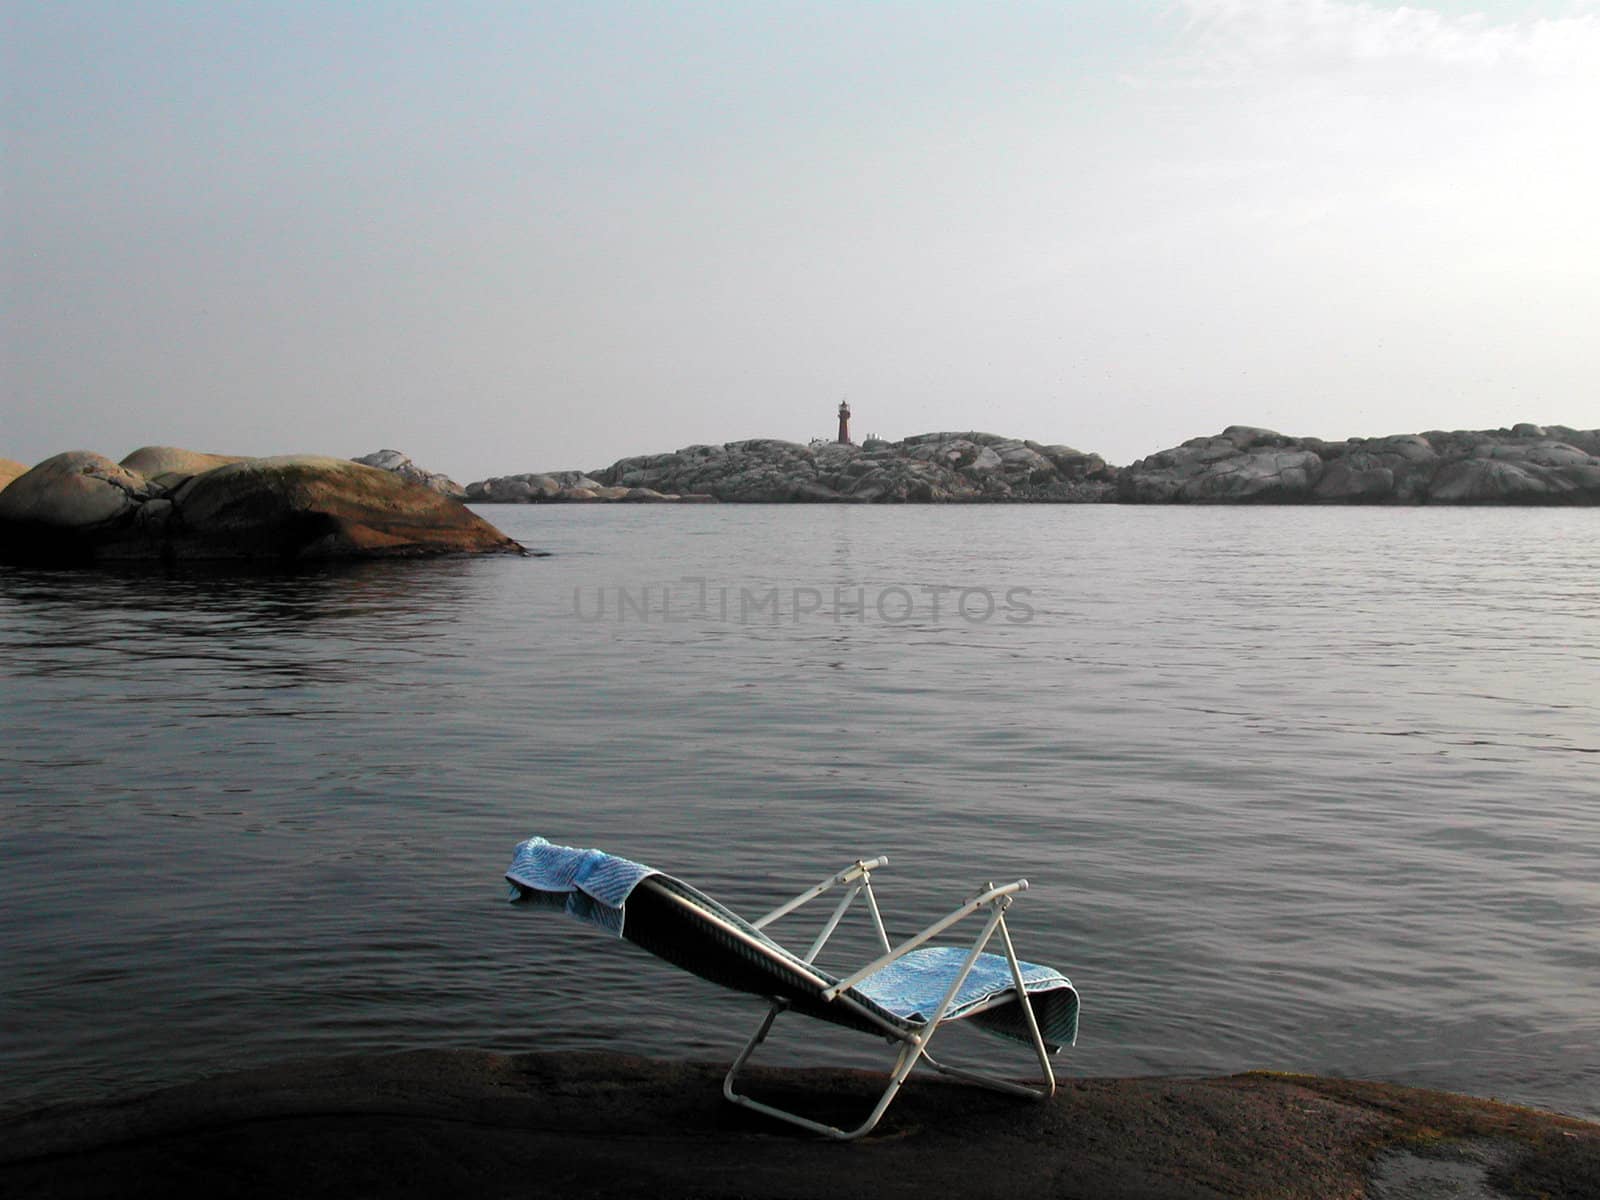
[1429,457,1600,503]
[352,450,467,500]
[465,469,677,503]
[1120,428,1321,503]
[0,452,158,558]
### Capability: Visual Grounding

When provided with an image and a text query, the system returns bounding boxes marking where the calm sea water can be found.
[2,505,1597,1120]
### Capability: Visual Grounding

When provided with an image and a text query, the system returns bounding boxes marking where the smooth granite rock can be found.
[0,452,156,558]
[0,450,522,563]
[119,446,247,490]
[0,458,29,492]
[165,455,520,559]
[1,1051,1595,1200]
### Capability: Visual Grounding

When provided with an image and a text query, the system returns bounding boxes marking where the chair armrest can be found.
[821,879,1030,999]
[751,856,889,929]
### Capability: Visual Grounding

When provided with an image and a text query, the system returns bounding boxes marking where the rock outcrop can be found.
[0,452,158,547]
[2,1050,1597,1200]
[595,433,1113,503]
[465,469,713,504]
[541,424,1600,505]
[0,458,29,492]
[471,433,1115,504]
[0,449,522,564]
[352,450,467,500]
[1119,424,1600,505]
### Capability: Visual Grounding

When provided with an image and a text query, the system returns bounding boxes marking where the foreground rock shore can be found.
[0,447,521,564]
[466,423,1600,505]
[2,1051,1594,1199]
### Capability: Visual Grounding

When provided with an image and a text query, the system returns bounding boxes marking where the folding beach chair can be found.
[504,836,1079,1140]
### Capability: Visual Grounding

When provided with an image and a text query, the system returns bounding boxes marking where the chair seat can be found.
[851,945,1079,1049]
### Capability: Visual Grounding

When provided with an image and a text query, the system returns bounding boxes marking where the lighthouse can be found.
[836,401,852,445]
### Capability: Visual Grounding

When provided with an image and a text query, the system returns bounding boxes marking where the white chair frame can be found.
[719,856,1058,1141]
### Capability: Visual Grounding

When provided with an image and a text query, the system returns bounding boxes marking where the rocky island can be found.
[463,423,1600,506]
[470,432,1111,504]
[0,447,521,565]
[1118,423,1600,504]
[8,423,1598,557]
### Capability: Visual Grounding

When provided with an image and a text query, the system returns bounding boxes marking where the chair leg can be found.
[722,908,1059,1137]
[996,915,1058,1097]
[918,1050,1053,1099]
[722,1003,923,1141]
[723,1002,783,1096]
[914,947,1056,1098]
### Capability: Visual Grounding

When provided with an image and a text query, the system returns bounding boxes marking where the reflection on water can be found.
[2,506,1598,1121]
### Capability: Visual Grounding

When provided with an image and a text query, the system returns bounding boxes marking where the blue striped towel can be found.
[505,836,657,936]
[854,945,1074,1030]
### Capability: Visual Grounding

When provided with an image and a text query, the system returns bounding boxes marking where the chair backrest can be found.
[620,875,916,1038]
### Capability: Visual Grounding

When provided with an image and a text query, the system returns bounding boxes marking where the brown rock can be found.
[0,450,522,563]
[119,446,247,490]
[0,458,29,492]
[166,455,522,559]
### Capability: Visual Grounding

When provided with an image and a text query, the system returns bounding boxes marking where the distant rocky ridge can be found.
[463,423,1600,506]
[470,432,1113,504]
[1118,423,1600,504]
[0,446,521,564]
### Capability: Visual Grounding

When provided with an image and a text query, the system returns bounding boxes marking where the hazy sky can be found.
[5,1,1597,479]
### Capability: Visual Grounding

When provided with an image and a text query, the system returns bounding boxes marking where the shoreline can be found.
[3,1050,1596,1199]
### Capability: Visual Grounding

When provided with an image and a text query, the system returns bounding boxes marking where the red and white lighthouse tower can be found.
[836,401,852,445]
